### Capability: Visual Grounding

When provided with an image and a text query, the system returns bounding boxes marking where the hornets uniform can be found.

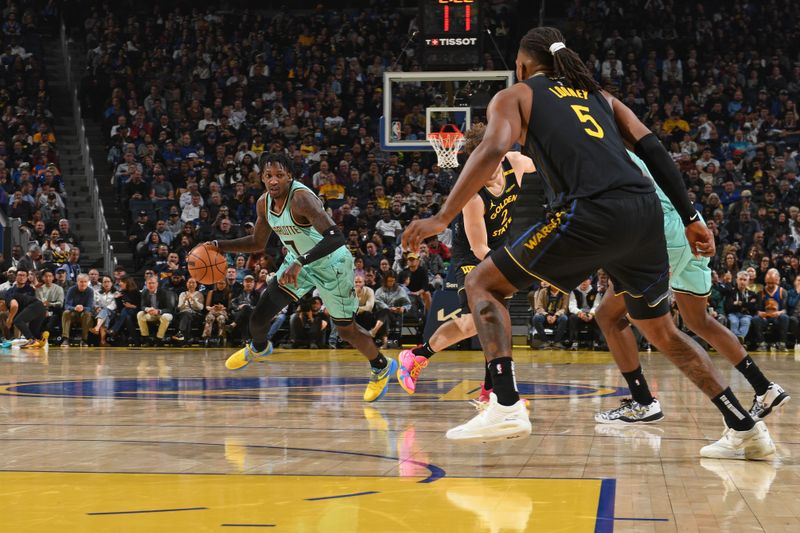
[627,150,712,297]
[450,157,540,313]
[268,180,358,321]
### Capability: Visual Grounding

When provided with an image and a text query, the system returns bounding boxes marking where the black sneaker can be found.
[749,383,791,421]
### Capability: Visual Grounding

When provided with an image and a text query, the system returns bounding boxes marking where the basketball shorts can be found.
[663,208,712,297]
[453,257,479,314]
[277,246,359,322]
[492,193,671,320]
[452,253,513,315]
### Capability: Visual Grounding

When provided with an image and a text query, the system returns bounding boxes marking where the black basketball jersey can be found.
[451,157,524,263]
[522,75,653,205]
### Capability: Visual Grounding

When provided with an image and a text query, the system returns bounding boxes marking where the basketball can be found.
[187,244,228,285]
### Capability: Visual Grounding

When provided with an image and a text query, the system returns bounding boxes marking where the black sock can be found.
[251,340,268,352]
[483,366,493,390]
[621,366,654,405]
[712,387,755,431]
[488,357,520,406]
[412,342,436,359]
[370,353,388,370]
[735,355,770,396]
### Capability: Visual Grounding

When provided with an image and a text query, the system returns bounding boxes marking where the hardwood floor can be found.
[0,345,797,532]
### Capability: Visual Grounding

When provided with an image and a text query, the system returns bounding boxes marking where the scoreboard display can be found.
[420,0,483,69]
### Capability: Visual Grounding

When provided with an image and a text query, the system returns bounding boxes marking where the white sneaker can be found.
[700,421,776,460]
[594,398,664,424]
[446,393,531,443]
[749,383,790,421]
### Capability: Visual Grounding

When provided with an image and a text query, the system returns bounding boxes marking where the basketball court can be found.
[1,346,797,532]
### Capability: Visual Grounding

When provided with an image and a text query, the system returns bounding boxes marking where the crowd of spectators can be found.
[5,1,800,351]
[0,1,72,253]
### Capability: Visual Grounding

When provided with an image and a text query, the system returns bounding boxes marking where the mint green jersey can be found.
[267,180,324,256]
[626,150,711,295]
[626,150,674,213]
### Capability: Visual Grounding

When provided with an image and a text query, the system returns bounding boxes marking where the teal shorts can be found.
[663,208,712,297]
[276,246,359,321]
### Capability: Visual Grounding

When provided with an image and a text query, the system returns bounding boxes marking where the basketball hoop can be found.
[428,124,465,169]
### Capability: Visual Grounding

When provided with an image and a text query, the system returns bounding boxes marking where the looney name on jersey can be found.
[548,86,589,100]
[273,225,303,237]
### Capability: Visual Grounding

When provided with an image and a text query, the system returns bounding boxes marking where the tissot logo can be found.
[425,37,478,47]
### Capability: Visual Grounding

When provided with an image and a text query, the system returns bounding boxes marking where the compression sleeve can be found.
[634,133,699,226]
[296,225,346,266]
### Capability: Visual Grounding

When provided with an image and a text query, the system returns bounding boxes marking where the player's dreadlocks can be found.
[519,27,601,93]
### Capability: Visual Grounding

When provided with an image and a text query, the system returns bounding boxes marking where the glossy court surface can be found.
[1,346,798,532]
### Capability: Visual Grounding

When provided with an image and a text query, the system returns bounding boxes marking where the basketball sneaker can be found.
[749,383,790,421]
[446,392,531,443]
[700,421,775,460]
[0,340,11,349]
[396,349,429,394]
[225,341,273,370]
[9,337,28,347]
[594,398,664,424]
[470,385,529,411]
[363,357,398,402]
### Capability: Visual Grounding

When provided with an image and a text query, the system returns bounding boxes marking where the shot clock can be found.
[420,0,483,69]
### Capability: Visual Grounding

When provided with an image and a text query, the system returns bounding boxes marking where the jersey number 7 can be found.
[570,105,605,139]
[285,240,301,255]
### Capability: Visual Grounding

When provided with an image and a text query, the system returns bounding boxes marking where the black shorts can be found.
[453,254,512,315]
[492,193,670,320]
[453,256,479,314]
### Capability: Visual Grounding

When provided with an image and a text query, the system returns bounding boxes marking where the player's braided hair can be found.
[519,27,601,93]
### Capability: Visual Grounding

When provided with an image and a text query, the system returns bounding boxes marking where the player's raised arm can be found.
[212,193,272,253]
[402,86,525,251]
[608,93,714,257]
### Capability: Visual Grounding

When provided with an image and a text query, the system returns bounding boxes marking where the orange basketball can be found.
[187,244,228,285]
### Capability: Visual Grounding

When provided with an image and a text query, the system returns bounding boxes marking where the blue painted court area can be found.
[0,377,628,402]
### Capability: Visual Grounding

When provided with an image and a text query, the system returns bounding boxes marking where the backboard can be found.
[380,70,515,152]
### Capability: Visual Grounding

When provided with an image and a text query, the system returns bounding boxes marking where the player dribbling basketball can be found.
[207,153,397,402]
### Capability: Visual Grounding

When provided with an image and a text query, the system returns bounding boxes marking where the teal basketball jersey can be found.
[267,180,324,256]
[626,150,674,213]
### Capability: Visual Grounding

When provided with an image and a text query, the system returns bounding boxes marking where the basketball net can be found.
[428,124,465,169]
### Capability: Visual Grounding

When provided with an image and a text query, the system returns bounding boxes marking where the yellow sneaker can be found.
[363,358,397,402]
[41,331,49,348]
[225,341,273,370]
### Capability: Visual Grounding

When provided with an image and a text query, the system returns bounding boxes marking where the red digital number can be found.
[441,0,474,33]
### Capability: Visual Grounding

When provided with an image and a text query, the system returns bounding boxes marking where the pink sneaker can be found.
[397,348,429,394]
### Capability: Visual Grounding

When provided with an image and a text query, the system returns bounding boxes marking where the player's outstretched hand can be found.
[279,261,302,287]
[685,221,715,257]
[402,215,447,252]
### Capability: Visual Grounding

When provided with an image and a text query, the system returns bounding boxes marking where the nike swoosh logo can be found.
[689,211,700,221]
[505,185,516,193]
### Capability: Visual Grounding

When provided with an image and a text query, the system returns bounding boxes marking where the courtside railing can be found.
[59,22,116,274]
